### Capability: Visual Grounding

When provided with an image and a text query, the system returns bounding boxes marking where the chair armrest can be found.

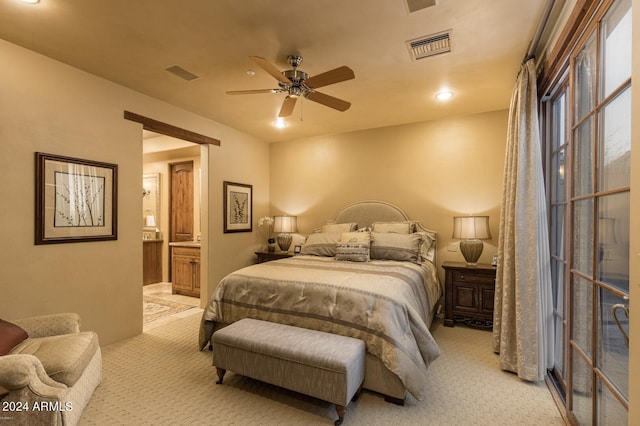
[12,313,80,338]
[0,354,66,392]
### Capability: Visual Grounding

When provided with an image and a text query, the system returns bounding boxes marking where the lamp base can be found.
[460,239,484,265]
[277,233,292,252]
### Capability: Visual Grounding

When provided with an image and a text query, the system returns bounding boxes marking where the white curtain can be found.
[493,58,554,381]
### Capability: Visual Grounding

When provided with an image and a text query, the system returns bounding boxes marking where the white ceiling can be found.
[0,0,549,143]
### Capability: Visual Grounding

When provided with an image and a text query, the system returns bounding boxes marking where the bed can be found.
[199,200,442,402]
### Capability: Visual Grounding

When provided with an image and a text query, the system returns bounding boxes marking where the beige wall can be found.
[0,39,269,345]
[270,110,508,280]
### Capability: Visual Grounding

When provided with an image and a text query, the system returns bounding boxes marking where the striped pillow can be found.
[336,230,371,262]
[300,232,340,257]
[336,243,370,262]
[370,232,422,263]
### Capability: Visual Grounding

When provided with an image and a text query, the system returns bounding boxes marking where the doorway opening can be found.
[126,111,219,329]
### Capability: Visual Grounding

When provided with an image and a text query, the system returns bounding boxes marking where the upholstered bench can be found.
[212,318,365,425]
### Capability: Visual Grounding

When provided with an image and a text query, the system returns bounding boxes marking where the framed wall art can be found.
[35,152,118,244]
[223,181,252,233]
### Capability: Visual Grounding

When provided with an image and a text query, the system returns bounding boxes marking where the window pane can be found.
[574,34,596,122]
[597,192,630,292]
[573,118,594,196]
[552,148,566,203]
[597,288,629,400]
[572,275,593,354]
[597,376,628,425]
[552,258,566,378]
[600,0,632,99]
[572,347,593,425]
[599,88,631,191]
[551,204,565,258]
[553,92,566,150]
[573,198,593,275]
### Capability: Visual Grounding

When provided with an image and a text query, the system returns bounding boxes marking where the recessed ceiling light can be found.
[20,0,40,3]
[435,90,454,101]
[273,119,287,129]
[246,69,255,76]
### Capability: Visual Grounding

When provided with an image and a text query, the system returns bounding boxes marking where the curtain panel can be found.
[493,58,554,381]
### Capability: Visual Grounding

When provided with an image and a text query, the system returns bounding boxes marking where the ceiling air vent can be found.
[406,0,436,13]
[165,65,199,81]
[407,30,451,61]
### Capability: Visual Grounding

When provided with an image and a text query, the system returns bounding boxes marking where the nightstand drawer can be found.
[452,271,495,285]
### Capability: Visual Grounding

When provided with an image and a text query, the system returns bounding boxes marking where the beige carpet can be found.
[81,312,564,425]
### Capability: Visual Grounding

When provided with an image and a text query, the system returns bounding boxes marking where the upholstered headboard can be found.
[332,200,409,228]
[328,200,438,264]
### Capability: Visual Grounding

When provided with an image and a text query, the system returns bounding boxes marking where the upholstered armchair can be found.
[0,313,102,426]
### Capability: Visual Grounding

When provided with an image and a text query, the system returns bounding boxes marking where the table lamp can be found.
[273,215,298,252]
[452,216,491,265]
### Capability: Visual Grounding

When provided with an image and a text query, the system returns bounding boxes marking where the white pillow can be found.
[340,231,371,245]
[416,231,436,263]
[321,222,358,233]
[371,221,412,234]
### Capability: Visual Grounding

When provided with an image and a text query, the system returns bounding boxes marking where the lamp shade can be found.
[452,216,491,240]
[273,215,298,234]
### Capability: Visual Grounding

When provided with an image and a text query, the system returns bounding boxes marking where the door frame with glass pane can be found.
[540,0,631,424]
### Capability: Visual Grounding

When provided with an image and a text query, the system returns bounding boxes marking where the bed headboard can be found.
[332,200,409,228]
[328,200,438,264]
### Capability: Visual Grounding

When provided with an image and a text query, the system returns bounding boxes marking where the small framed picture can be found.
[223,181,253,233]
[294,245,302,254]
[491,254,498,266]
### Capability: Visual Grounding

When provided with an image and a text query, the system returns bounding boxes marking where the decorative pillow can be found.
[370,232,422,263]
[371,221,413,234]
[336,231,371,262]
[300,232,340,257]
[321,222,358,233]
[340,231,371,245]
[417,231,437,263]
[0,319,29,356]
[336,243,370,262]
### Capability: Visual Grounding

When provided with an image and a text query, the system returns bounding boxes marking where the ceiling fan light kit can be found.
[227,55,355,119]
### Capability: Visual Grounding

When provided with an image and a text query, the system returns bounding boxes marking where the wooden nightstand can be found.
[255,251,293,264]
[442,261,497,328]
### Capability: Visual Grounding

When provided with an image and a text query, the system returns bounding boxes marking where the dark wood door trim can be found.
[124,111,220,146]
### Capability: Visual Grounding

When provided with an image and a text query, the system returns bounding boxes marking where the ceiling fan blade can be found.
[249,56,290,85]
[305,91,351,112]
[226,89,277,95]
[278,96,298,117]
[305,66,355,89]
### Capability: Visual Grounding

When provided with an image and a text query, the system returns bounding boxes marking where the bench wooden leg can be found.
[335,405,346,426]
[215,367,226,384]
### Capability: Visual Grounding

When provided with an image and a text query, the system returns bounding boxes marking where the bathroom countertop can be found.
[168,241,201,248]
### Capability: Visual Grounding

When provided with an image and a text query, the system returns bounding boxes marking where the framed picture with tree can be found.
[35,152,118,244]
[223,181,252,233]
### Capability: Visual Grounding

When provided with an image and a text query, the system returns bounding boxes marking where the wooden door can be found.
[169,161,194,242]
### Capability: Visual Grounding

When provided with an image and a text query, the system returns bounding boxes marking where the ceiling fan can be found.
[226,55,355,118]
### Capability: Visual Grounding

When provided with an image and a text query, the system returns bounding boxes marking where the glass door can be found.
[543,0,631,424]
